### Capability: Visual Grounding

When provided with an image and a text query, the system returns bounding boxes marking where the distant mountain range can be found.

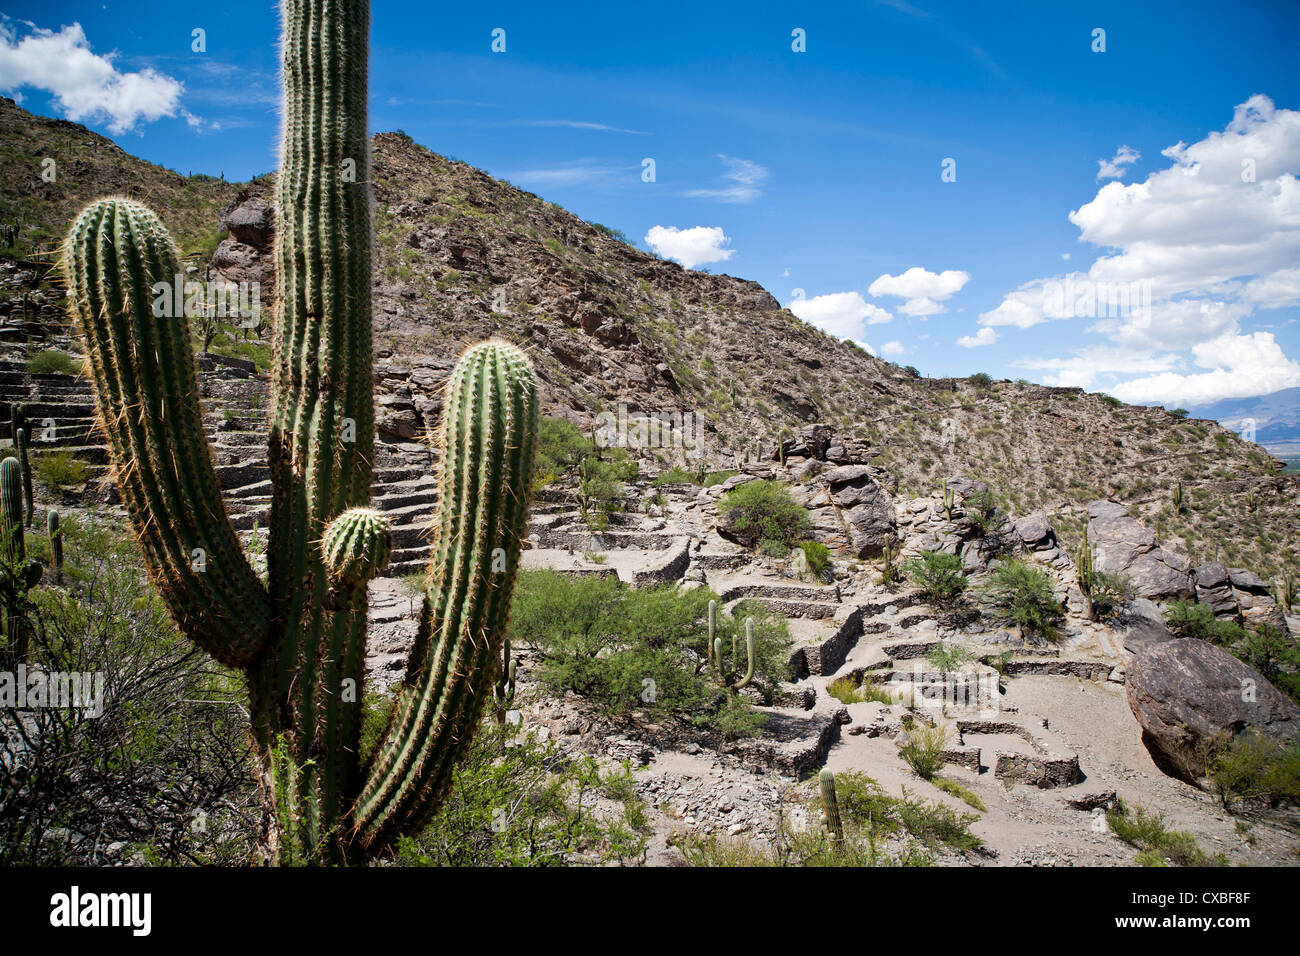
[1191,387,1300,460]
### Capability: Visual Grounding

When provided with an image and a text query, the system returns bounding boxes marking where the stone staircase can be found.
[0,355,442,576]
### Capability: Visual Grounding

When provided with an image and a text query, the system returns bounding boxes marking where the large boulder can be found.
[820,465,895,558]
[1087,500,1193,600]
[1126,639,1300,782]
[1194,562,1239,618]
[1012,514,1056,552]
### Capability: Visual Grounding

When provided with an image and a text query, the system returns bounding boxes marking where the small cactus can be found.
[0,457,41,665]
[15,427,33,528]
[492,637,517,723]
[714,616,755,694]
[1074,529,1097,622]
[942,485,955,521]
[47,510,62,584]
[705,598,717,669]
[819,768,844,847]
[1171,480,1184,514]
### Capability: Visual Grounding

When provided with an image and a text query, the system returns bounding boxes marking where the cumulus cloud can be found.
[644,225,734,270]
[956,327,998,348]
[868,266,969,316]
[879,340,906,356]
[789,291,892,340]
[1096,144,1140,180]
[683,155,768,204]
[984,95,1300,404]
[0,21,185,134]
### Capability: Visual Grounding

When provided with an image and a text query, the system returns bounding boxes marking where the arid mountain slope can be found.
[0,101,1295,581]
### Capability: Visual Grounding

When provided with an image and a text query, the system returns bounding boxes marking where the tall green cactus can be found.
[15,427,33,528]
[819,768,845,847]
[60,0,538,865]
[1074,529,1097,622]
[47,509,62,585]
[0,457,41,666]
[705,598,717,669]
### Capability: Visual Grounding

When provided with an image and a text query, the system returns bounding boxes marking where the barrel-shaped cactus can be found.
[60,0,537,865]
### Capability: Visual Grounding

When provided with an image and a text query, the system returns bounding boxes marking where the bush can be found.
[717,480,811,556]
[1106,799,1227,866]
[652,467,698,487]
[962,486,1001,535]
[1097,393,1124,408]
[508,571,790,737]
[35,452,90,488]
[1,513,256,865]
[1209,733,1300,810]
[534,416,595,488]
[796,540,831,578]
[827,675,893,706]
[899,721,949,780]
[968,372,993,387]
[982,559,1062,638]
[926,643,975,676]
[576,450,637,530]
[902,550,966,602]
[393,721,648,866]
[1168,408,1189,419]
[25,350,81,376]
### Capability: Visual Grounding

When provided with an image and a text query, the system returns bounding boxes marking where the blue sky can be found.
[2,0,1299,405]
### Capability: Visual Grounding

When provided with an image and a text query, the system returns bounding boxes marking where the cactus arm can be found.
[353,342,537,854]
[15,428,32,527]
[47,510,62,584]
[736,617,755,690]
[61,200,270,668]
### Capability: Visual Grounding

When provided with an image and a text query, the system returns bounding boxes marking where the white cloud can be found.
[983,95,1300,405]
[789,291,892,340]
[853,340,877,356]
[868,266,969,317]
[1109,332,1300,405]
[0,21,185,134]
[956,327,998,348]
[1096,144,1140,180]
[879,340,906,356]
[683,155,768,204]
[644,225,734,270]
[1016,347,1180,390]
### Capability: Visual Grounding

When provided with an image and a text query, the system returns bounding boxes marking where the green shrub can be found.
[962,486,1001,535]
[899,721,949,780]
[827,675,894,706]
[534,416,595,487]
[652,467,698,486]
[982,559,1062,638]
[926,643,975,676]
[701,470,737,488]
[576,450,637,529]
[35,451,90,488]
[508,571,790,737]
[26,350,81,376]
[1106,799,1227,866]
[968,372,993,387]
[902,549,966,602]
[394,720,648,866]
[932,776,986,812]
[1162,599,1243,643]
[718,479,811,556]
[1097,393,1124,408]
[1168,407,1189,419]
[1209,733,1300,810]
[797,540,831,578]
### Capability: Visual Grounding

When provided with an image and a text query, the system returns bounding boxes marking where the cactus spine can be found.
[48,509,62,584]
[819,768,844,847]
[60,0,538,865]
[0,457,41,665]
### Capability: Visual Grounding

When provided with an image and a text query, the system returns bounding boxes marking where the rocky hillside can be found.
[0,100,1296,582]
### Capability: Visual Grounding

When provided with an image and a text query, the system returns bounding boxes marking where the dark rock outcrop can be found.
[1126,638,1300,782]
[1087,500,1193,600]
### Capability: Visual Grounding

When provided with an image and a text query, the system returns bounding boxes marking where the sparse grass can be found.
[1106,799,1228,866]
[932,776,986,812]
[827,674,894,706]
[926,643,975,676]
